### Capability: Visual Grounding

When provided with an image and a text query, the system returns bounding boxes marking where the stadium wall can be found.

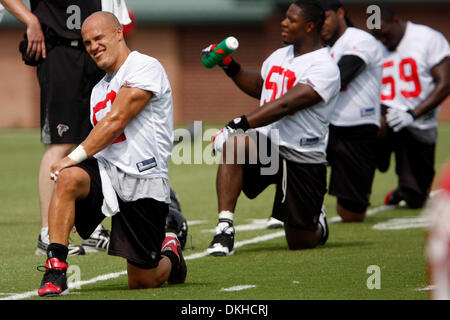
[0,3,449,128]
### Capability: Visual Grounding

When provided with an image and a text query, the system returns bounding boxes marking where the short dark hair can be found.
[378,5,396,23]
[293,0,326,32]
[318,0,354,27]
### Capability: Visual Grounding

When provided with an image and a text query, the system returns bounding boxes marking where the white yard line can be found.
[3,190,441,300]
[220,285,256,292]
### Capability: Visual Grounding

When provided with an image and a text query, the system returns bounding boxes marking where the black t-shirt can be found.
[30,0,101,40]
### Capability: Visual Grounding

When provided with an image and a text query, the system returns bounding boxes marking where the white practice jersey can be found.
[259,45,340,159]
[380,21,450,130]
[329,27,383,127]
[0,4,5,23]
[90,51,174,180]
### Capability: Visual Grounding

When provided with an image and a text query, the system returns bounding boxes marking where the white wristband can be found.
[67,145,88,163]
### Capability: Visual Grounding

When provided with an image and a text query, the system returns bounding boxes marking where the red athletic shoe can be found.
[37,257,68,297]
[384,188,403,205]
[161,234,187,284]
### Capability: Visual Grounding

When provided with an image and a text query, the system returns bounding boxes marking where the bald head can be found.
[82,11,130,74]
[82,11,122,33]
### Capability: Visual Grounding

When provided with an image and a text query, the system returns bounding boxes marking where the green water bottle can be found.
[202,36,239,68]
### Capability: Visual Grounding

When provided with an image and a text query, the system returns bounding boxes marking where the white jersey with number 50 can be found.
[259,46,340,156]
[380,21,450,130]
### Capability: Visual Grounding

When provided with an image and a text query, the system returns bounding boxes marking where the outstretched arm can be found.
[246,83,322,128]
[410,57,450,119]
[50,87,152,176]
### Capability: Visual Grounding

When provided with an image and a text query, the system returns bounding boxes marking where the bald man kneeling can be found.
[37,12,185,297]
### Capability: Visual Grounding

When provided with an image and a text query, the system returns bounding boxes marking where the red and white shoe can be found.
[161,233,187,284]
[384,188,403,205]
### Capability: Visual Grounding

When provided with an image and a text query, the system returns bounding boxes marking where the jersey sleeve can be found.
[340,37,374,65]
[298,61,341,104]
[121,58,168,98]
[425,30,450,69]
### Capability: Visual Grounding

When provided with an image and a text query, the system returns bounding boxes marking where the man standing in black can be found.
[1,0,110,254]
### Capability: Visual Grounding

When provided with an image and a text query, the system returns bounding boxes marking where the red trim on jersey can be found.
[92,90,127,144]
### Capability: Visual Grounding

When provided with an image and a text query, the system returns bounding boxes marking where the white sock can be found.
[218,210,234,222]
[40,227,49,241]
[216,211,234,234]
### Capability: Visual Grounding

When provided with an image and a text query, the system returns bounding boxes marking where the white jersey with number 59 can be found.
[380,21,450,130]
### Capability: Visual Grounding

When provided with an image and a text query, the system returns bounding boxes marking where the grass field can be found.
[0,123,449,302]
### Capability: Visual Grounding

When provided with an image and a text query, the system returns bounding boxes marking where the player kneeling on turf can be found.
[37,12,185,297]
[203,0,340,256]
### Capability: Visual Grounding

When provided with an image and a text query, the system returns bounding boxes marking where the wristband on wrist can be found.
[222,58,241,78]
[227,115,250,132]
[406,109,416,119]
[67,145,88,163]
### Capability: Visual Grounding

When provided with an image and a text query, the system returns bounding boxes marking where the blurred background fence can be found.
[0,0,449,128]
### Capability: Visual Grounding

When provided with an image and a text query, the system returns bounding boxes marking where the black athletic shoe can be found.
[37,257,68,297]
[35,235,85,256]
[161,235,187,284]
[318,206,329,245]
[207,221,235,256]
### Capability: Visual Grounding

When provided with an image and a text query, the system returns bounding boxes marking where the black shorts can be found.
[375,127,435,201]
[327,124,379,211]
[74,158,169,269]
[37,44,104,144]
[241,133,327,231]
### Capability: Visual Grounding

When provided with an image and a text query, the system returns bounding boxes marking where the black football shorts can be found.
[375,126,435,202]
[241,133,327,231]
[37,44,104,144]
[74,158,169,269]
[327,124,379,212]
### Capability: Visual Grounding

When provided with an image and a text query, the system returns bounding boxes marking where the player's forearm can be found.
[412,58,450,118]
[80,115,127,157]
[246,84,321,128]
[0,0,38,26]
[231,69,263,99]
[412,83,450,118]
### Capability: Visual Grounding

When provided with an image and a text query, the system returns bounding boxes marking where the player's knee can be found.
[127,273,165,289]
[128,277,162,289]
[54,169,86,196]
[337,198,367,222]
[402,189,427,209]
[284,224,321,250]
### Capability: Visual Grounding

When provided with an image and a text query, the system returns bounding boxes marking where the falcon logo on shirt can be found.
[56,124,69,137]
[123,80,136,88]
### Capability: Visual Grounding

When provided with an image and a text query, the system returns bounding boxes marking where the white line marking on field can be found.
[187,220,208,226]
[221,285,256,292]
[202,219,268,233]
[373,216,430,230]
[3,189,442,300]
[0,270,127,301]
[416,285,435,291]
